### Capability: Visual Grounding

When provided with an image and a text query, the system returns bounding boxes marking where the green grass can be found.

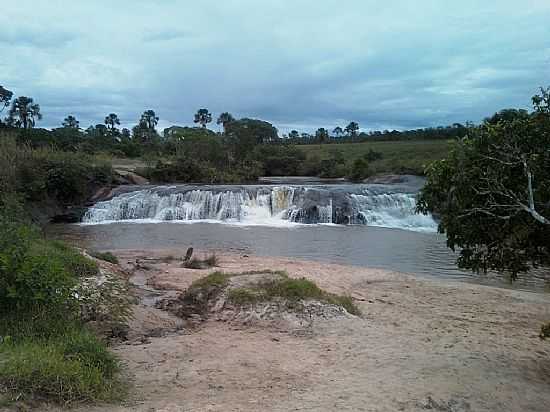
[227,272,361,316]
[89,250,119,264]
[298,139,453,175]
[188,271,230,290]
[0,325,124,406]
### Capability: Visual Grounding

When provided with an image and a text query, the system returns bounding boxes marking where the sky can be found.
[1,0,549,134]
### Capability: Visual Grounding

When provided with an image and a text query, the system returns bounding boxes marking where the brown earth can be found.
[57,249,550,411]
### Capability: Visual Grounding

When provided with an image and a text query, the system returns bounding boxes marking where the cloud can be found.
[1,0,549,132]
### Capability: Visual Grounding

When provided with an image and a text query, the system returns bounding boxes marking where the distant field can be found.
[297,139,454,175]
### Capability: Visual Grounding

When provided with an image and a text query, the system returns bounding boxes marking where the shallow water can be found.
[47,221,550,293]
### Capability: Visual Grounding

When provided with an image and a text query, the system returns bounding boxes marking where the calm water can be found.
[47,222,550,293]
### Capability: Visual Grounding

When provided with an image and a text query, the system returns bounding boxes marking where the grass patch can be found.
[188,271,229,291]
[227,272,361,316]
[0,329,124,405]
[89,251,119,264]
[183,253,219,269]
[298,139,452,176]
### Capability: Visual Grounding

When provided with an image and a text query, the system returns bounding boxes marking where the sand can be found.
[62,249,550,412]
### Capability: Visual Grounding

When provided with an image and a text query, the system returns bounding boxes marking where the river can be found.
[47,177,550,292]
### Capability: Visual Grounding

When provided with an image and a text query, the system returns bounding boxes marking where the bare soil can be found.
[61,249,550,411]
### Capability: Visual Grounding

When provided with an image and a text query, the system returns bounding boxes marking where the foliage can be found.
[194,108,212,128]
[0,135,114,210]
[417,89,550,279]
[540,322,550,340]
[7,96,42,129]
[344,121,360,138]
[347,156,371,181]
[225,118,278,160]
[0,85,13,113]
[62,115,80,129]
[252,144,306,176]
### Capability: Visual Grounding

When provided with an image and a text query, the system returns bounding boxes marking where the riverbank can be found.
[61,249,550,412]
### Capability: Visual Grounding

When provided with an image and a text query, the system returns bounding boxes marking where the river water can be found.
[47,178,550,292]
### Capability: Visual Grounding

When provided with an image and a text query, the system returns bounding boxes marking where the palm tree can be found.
[216,112,235,133]
[8,96,42,129]
[104,113,120,131]
[194,108,212,128]
[62,115,79,129]
[0,85,13,114]
[332,126,344,138]
[140,110,159,130]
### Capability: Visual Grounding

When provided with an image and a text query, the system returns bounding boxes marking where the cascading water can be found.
[82,184,438,232]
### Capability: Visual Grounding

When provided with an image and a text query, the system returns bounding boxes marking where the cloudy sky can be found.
[1,0,549,133]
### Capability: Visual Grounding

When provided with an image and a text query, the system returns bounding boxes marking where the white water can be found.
[83,185,438,233]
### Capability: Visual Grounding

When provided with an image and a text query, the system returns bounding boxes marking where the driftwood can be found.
[184,247,194,262]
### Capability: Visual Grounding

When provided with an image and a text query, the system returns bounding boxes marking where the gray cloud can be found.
[1,0,549,133]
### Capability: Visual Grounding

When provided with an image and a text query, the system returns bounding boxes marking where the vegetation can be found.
[0,134,127,406]
[89,251,119,264]
[417,88,550,279]
[0,200,126,405]
[540,322,550,340]
[226,272,360,316]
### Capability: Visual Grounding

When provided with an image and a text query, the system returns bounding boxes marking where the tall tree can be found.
[332,126,343,138]
[216,112,235,133]
[104,113,120,134]
[315,127,329,143]
[194,108,212,129]
[0,85,13,114]
[7,96,42,129]
[140,110,159,130]
[344,122,359,139]
[417,87,550,279]
[62,115,79,129]
[288,130,300,140]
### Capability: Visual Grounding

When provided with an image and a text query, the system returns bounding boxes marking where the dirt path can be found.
[67,249,550,412]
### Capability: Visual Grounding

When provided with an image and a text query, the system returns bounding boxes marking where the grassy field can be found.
[297,139,454,175]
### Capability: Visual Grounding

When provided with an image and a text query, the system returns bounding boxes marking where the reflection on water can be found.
[47,222,550,293]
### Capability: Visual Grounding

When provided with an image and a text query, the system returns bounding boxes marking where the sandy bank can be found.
[67,249,550,412]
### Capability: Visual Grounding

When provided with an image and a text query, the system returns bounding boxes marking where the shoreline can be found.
[68,248,550,412]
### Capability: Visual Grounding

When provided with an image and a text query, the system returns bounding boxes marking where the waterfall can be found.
[82,185,438,232]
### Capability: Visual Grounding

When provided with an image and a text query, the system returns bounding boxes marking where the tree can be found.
[225,118,278,160]
[344,122,359,139]
[417,88,550,279]
[288,130,300,140]
[332,126,344,138]
[7,96,42,129]
[140,110,159,130]
[194,108,212,129]
[62,115,79,129]
[104,113,120,135]
[0,85,13,114]
[315,127,329,143]
[216,112,235,133]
